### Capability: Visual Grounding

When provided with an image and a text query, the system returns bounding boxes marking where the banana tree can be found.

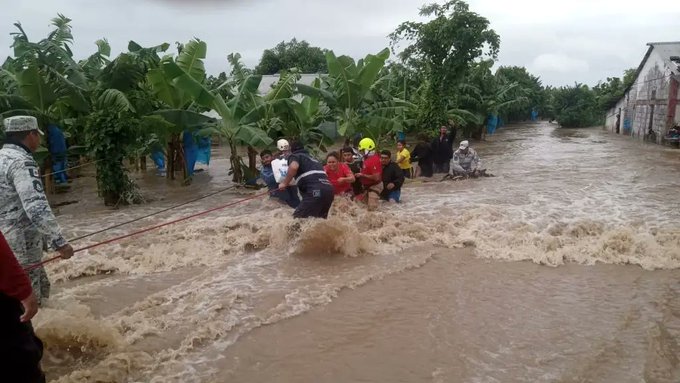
[152,42,272,183]
[1,15,89,124]
[296,48,411,144]
[147,39,215,183]
[241,72,335,158]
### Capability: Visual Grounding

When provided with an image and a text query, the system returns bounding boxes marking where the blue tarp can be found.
[530,109,539,121]
[151,150,165,170]
[47,124,68,184]
[486,114,499,135]
[183,131,198,177]
[151,132,210,175]
[196,136,211,165]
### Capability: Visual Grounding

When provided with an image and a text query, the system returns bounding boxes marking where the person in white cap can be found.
[270,138,300,208]
[449,140,483,178]
[0,116,74,305]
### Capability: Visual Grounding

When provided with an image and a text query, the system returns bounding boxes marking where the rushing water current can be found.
[39,122,680,382]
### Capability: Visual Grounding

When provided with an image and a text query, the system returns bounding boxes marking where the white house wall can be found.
[616,44,680,143]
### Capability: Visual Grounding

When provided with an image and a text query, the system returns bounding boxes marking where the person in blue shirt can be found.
[47,124,68,184]
[259,150,300,208]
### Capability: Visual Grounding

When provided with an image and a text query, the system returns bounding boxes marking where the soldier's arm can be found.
[8,160,68,250]
[472,151,481,170]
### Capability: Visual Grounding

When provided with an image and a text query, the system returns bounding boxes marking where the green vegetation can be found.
[0,3,634,205]
[255,39,328,75]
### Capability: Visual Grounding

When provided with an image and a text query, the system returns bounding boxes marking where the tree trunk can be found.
[167,140,175,180]
[247,146,258,173]
[229,140,243,183]
[140,155,147,171]
[179,142,190,185]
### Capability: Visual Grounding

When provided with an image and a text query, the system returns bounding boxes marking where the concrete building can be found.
[606,42,680,143]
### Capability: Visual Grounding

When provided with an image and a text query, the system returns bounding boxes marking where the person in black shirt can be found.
[278,140,334,219]
[431,125,454,174]
[341,146,363,196]
[411,137,434,178]
[379,150,405,203]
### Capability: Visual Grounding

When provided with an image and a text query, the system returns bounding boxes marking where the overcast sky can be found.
[1,0,678,86]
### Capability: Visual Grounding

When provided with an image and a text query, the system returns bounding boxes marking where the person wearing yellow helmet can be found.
[354,137,383,211]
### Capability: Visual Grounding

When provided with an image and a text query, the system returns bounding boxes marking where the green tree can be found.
[551,83,600,128]
[255,38,328,75]
[495,66,543,121]
[390,0,500,132]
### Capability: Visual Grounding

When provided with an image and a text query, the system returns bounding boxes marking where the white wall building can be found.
[605,42,680,143]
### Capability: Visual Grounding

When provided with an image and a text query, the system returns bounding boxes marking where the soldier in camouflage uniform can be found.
[0,116,74,305]
[448,140,485,178]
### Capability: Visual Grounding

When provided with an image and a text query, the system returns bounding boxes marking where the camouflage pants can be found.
[3,228,50,305]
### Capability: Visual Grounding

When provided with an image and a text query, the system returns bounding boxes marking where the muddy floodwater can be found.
[38,122,680,382]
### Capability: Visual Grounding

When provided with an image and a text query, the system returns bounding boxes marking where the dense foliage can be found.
[0,2,636,205]
[255,39,328,75]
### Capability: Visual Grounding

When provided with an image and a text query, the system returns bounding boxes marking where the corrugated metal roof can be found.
[258,73,325,94]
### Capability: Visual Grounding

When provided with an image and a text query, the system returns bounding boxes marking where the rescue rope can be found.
[68,185,237,243]
[42,159,103,177]
[24,189,272,272]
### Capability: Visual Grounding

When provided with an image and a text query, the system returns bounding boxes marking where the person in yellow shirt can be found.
[396,140,412,178]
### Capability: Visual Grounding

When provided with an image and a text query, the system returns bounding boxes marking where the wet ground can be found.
[38,122,680,382]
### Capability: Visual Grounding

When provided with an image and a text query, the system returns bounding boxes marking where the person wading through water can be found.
[0,116,74,305]
[431,125,454,174]
[354,138,383,211]
[278,140,334,219]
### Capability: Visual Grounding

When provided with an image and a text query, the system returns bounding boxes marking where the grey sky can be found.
[1,0,678,87]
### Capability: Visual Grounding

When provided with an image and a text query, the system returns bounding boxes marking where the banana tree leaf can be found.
[128,41,170,53]
[16,64,57,112]
[177,39,207,82]
[0,68,19,91]
[265,72,297,101]
[97,88,135,113]
[317,121,339,140]
[233,124,273,148]
[227,74,262,119]
[152,109,216,134]
[147,67,183,108]
[0,93,33,110]
[295,84,336,106]
[357,48,389,97]
[160,60,215,109]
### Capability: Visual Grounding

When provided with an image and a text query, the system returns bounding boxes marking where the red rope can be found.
[24,190,272,272]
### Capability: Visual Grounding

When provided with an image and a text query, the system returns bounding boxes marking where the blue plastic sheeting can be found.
[151,150,165,170]
[47,124,67,153]
[47,124,68,183]
[183,131,198,177]
[196,136,211,165]
[530,109,539,121]
[486,114,499,135]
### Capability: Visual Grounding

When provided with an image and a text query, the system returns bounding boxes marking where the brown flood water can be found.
[38,122,680,382]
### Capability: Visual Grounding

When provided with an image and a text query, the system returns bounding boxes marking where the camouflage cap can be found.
[2,116,44,134]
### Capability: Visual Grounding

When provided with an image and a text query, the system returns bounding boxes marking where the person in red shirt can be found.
[0,232,46,383]
[354,138,383,211]
[323,152,355,196]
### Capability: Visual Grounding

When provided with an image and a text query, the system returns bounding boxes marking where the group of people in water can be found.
[258,123,484,219]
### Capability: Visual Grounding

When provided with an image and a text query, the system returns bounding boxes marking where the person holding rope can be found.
[0,116,74,305]
[0,231,46,383]
[354,138,383,211]
[278,140,334,219]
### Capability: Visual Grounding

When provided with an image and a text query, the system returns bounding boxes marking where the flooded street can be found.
[39,122,680,382]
